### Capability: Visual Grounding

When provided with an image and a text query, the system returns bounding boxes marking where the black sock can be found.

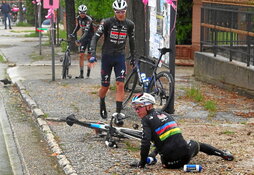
[199,142,224,157]
[87,67,91,77]
[116,101,122,113]
[100,97,106,108]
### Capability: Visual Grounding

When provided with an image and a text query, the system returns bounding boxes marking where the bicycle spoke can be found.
[149,71,174,111]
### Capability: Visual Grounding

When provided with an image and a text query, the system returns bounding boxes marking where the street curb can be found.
[12,80,78,175]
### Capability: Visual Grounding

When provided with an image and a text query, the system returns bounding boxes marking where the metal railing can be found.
[200,3,254,66]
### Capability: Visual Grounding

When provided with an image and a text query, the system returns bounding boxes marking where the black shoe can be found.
[221,150,234,161]
[113,113,124,127]
[100,100,107,119]
[9,27,12,29]
[75,75,84,79]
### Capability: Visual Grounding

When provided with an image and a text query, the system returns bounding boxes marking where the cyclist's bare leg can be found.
[76,53,84,78]
[99,86,109,119]
[116,81,124,112]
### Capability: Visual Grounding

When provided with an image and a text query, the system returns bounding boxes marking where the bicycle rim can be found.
[149,71,174,111]
[123,71,139,108]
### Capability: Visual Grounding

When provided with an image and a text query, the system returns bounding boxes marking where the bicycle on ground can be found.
[123,48,174,111]
[65,114,142,148]
[60,39,72,79]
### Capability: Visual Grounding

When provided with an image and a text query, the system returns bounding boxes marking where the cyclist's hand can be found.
[130,161,145,168]
[75,40,81,46]
[130,58,136,66]
[87,57,97,68]
[89,57,97,63]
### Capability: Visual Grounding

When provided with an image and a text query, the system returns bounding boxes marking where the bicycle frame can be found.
[133,48,172,93]
[65,114,142,148]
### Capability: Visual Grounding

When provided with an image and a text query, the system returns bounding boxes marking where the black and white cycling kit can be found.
[72,15,94,53]
[90,17,135,86]
[140,109,199,168]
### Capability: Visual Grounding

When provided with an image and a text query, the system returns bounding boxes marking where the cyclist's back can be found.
[142,109,189,160]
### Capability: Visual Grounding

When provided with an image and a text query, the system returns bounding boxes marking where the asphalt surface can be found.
[1,26,254,175]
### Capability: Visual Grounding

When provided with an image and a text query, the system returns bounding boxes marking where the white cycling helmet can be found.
[112,0,127,10]
[78,5,87,13]
[131,93,156,106]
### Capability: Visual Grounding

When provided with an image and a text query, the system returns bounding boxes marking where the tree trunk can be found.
[127,0,146,56]
[18,0,24,23]
[65,0,77,51]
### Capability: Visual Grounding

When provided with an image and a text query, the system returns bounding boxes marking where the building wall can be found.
[194,52,254,97]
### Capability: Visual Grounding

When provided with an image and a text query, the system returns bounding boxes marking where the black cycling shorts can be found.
[162,140,200,169]
[79,39,91,54]
[101,53,126,87]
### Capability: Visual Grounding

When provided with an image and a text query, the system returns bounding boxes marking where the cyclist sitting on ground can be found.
[130,93,234,168]
[69,4,94,79]
[90,0,136,124]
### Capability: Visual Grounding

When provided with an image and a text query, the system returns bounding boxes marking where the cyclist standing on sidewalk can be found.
[130,93,234,168]
[69,4,94,79]
[90,0,136,125]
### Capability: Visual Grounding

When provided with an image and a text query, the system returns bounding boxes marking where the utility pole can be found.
[166,3,177,114]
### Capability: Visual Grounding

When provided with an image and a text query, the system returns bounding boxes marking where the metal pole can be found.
[166,4,176,114]
[50,11,55,81]
[38,2,42,55]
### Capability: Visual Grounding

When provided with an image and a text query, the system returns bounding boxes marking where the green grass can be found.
[125,141,140,152]
[203,100,217,112]
[15,22,33,27]
[0,54,6,62]
[220,130,235,135]
[184,87,218,115]
[25,32,39,37]
[185,87,203,102]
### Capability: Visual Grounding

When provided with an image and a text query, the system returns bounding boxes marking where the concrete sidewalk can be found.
[2,27,254,174]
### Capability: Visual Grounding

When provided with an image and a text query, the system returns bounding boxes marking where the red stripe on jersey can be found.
[111,31,127,36]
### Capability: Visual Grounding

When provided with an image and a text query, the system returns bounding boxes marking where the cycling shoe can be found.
[113,112,124,126]
[100,100,107,119]
[221,150,234,161]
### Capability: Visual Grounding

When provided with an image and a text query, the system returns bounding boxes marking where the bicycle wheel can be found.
[62,52,70,79]
[122,71,139,108]
[148,71,174,111]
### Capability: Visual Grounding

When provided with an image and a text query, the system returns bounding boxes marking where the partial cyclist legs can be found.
[116,81,124,113]
[76,53,84,78]
[99,86,109,119]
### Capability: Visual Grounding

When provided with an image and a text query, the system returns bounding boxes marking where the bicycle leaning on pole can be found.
[123,48,174,111]
[60,38,72,79]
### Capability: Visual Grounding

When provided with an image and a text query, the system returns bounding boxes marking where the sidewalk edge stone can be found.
[9,76,77,175]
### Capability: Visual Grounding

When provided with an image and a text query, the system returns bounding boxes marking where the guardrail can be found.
[200,3,254,67]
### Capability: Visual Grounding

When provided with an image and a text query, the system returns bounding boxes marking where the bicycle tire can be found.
[62,52,70,79]
[148,71,174,111]
[119,128,142,140]
[122,71,138,108]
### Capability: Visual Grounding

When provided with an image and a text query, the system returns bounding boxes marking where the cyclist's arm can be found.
[79,17,93,42]
[140,117,152,167]
[90,19,106,57]
[71,17,80,35]
[128,20,136,57]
